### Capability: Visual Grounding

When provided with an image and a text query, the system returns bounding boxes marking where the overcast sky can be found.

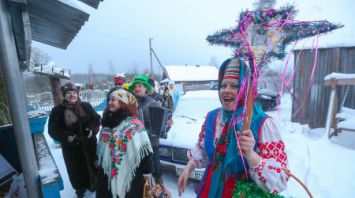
[33,0,355,74]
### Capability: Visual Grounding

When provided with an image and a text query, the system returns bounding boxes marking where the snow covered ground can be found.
[44,93,355,198]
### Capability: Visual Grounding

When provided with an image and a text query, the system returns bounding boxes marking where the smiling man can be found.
[129,75,172,197]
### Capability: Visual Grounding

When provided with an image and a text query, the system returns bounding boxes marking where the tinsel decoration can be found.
[233,181,284,198]
[207,1,342,197]
[206,4,343,67]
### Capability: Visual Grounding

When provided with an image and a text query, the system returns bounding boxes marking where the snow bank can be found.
[268,94,355,198]
[36,137,59,184]
[336,107,355,130]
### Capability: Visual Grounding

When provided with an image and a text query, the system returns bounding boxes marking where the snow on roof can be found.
[59,0,93,14]
[293,34,355,50]
[182,90,219,99]
[33,61,71,79]
[164,65,218,82]
[324,72,355,80]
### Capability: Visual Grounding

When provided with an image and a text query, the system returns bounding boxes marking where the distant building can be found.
[162,65,218,92]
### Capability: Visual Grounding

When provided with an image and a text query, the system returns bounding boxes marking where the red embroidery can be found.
[253,159,266,177]
[267,166,281,173]
[272,189,279,194]
[187,150,200,167]
[260,176,267,184]
[257,141,287,168]
[197,121,206,145]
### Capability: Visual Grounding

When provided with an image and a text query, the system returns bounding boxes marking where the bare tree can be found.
[29,47,51,70]
[209,56,219,68]
[25,47,52,94]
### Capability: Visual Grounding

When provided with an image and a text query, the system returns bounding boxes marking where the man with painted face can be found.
[129,75,172,197]
[106,73,126,104]
[177,58,289,197]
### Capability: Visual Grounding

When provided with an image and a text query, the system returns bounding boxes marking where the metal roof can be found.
[78,0,103,9]
[28,0,90,49]
[8,0,103,69]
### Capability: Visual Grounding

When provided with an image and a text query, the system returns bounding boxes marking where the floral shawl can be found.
[97,116,153,198]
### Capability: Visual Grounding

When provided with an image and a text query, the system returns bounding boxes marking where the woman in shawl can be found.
[177,58,289,197]
[96,89,153,198]
[48,82,101,197]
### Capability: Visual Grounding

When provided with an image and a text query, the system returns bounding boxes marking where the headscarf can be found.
[110,89,138,116]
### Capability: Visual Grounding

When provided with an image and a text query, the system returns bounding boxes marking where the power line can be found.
[82,27,210,49]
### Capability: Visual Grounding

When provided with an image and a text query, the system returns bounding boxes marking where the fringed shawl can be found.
[97,117,153,198]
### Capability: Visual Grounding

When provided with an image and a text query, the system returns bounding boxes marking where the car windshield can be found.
[174,97,220,119]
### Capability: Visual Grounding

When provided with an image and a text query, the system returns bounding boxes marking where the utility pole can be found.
[149,38,154,75]
[148,38,168,80]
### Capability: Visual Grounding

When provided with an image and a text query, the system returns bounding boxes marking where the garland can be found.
[206,4,342,67]
[233,181,284,198]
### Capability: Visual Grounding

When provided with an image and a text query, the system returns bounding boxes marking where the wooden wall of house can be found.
[292,47,355,128]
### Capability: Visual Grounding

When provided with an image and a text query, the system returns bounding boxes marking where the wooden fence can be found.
[292,46,355,128]
[27,90,106,112]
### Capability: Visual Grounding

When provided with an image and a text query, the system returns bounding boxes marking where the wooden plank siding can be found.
[292,47,355,128]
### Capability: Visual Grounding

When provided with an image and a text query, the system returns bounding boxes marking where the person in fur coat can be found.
[96,89,153,198]
[48,82,101,197]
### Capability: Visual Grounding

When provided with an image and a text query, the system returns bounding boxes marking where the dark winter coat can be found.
[135,95,165,181]
[48,101,101,190]
[135,95,161,147]
[96,110,153,198]
[161,92,174,111]
[148,91,162,103]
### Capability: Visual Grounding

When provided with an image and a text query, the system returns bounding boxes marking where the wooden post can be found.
[325,79,337,138]
[49,77,62,106]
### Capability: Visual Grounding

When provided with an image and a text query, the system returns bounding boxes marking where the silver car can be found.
[159,90,220,180]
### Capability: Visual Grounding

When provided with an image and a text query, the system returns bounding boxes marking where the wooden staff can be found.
[242,75,254,131]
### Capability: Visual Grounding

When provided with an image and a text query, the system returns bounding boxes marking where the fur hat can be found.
[128,75,152,92]
[61,82,79,97]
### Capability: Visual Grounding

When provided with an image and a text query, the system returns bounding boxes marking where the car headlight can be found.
[159,147,172,158]
[261,94,272,100]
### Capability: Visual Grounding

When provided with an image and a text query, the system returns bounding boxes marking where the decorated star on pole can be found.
[206,0,343,67]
